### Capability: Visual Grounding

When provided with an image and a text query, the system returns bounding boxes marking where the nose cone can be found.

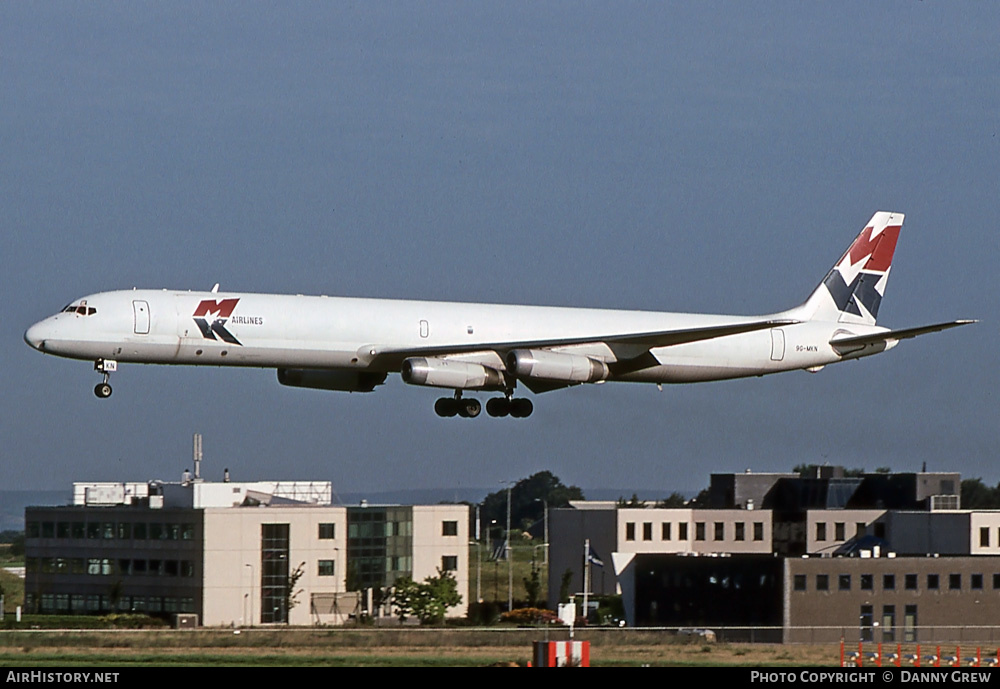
[24,320,52,352]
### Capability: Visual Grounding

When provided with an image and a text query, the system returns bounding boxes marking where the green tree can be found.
[558,569,573,604]
[962,478,1000,509]
[688,487,711,509]
[617,493,646,508]
[392,569,463,624]
[392,576,418,622]
[285,562,306,617]
[480,471,584,536]
[655,492,688,508]
[523,568,542,608]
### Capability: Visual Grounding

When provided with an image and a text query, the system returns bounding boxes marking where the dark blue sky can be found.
[3,3,995,496]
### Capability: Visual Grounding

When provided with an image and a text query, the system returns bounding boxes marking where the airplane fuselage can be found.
[24,288,885,384]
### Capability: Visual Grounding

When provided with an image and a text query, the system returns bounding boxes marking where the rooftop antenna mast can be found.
[193,433,203,481]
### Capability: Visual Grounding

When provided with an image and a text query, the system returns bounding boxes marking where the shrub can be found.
[499,607,563,626]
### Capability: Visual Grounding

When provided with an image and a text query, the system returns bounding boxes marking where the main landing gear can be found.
[93,359,117,399]
[434,391,533,419]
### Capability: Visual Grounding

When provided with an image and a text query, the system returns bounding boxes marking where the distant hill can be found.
[335,487,677,507]
[0,491,70,531]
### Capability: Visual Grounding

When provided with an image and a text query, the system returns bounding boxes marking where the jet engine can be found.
[506,349,609,383]
[277,368,387,393]
[401,357,504,390]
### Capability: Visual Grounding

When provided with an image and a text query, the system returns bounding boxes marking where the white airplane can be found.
[24,211,972,418]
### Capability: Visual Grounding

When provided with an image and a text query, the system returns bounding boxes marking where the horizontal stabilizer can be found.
[830,320,976,355]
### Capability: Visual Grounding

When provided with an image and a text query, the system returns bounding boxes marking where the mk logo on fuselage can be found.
[193,298,242,346]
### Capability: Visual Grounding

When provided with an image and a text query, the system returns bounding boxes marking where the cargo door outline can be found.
[770,328,785,361]
[133,300,150,335]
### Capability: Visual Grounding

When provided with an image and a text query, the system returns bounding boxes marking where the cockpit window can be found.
[62,302,96,316]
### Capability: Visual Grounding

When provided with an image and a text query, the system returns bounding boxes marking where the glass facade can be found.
[24,507,203,618]
[260,523,290,624]
[346,506,412,591]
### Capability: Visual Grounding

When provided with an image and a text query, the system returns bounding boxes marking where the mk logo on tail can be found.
[193,298,242,345]
[821,220,901,324]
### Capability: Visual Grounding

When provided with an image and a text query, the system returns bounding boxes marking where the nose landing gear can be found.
[93,359,117,399]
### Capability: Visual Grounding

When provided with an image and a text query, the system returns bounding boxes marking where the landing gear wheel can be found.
[94,383,113,399]
[486,398,510,417]
[510,398,533,418]
[459,398,482,418]
[435,398,459,417]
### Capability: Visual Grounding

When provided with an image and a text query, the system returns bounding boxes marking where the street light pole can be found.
[534,498,549,565]
[475,505,482,603]
[245,563,254,627]
[503,481,513,612]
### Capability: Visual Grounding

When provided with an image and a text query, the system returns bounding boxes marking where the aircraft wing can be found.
[830,320,976,355]
[369,318,799,369]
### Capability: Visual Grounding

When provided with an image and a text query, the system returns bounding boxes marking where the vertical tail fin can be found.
[794,211,903,325]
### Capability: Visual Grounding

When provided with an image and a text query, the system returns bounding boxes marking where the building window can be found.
[904,605,918,642]
[856,522,866,537]
[971,574,983,590]
[714,522,724,541]
[816,522,827,541]
[981,527,990,548]
[793,574,807,591]
[735,523,745,541]
[816,574,829,591]
[643,522,653,541]
[625,523,636,541]
[261,523,290,624]
[839,574,851,591]
[835,522,846,541]
[319,523,336,539]
[753,523,764,541]
[442,521,458,537]
[695,523,706,541]
[949,574,961,590]
[860,605,873,642]
[860,574,873,591]
[905,574,918,590]
[882,605,896,643]
[994,573,1000,590]
[318,560,336,576]
[927,574,939,590]
[661,523,671,540]
[441,555,458,572]
[678,523,689,540]
[883,574,896,591]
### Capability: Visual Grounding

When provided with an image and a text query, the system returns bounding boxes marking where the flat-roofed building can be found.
[25,480,469,626]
